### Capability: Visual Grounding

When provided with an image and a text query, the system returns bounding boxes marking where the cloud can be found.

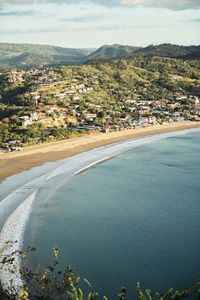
[189,18,200,22]
[0,0,200,10]
[0,23,170,35]
[0,27,64,34]
[0,9,35,15]
[120,0,200,10]
[0,23,137,34]
[61,11,115,23]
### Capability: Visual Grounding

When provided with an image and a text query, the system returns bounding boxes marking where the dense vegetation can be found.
[0,43,199,70]
[0,243,200,300]
[131,44,200,59]
[87,44,200,63]
[86,44,140,61]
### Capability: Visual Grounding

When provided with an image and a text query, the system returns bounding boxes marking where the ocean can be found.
[0,128,200,297]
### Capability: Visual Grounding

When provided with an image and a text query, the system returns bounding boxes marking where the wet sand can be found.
[0,121,199,182]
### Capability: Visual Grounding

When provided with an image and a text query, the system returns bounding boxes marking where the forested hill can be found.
[86,44,141,61]
[0,42,199,70]
[0,43,95,70]
[134,44,200,59]
[87,44,200,62]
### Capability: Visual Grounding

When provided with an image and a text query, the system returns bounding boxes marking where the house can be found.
[66,90,76,95]
[193,97,199,106]
[8,140,21,145]
[87,87,93,91]
[173,116,185,122]
[46,109,55,115]
[85,113,97,122]
[138,117,148,125]
[10,147,22,152]
[19,116,32,127]
[148,117,157,125]
[73,96,81,101]
[55,93,66,98]
[31,112,38,120]
[76,125,99,131]
[31,93,41,101]
[125,98,136,104]
[175,95,188,101]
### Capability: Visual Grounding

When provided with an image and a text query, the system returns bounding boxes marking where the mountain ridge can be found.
[0,42,199,70]
[0,43,95,70]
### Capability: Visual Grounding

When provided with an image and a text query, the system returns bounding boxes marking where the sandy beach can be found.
[0,121,200,182]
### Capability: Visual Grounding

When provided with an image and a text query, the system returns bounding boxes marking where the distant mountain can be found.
[0,43,95,70]
[0,43,199,70]
[87,43,200,62]
[184,49,200,60]
[133,43,200,58]
[86,44,141,61]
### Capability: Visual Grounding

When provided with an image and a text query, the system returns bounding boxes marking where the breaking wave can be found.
[0,191,37,291]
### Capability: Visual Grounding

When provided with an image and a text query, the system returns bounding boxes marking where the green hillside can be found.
[87,43,200,62]
[0,42,199,71]
[86,44,140,61]
[0,43,95,70]
[133,43,200,58]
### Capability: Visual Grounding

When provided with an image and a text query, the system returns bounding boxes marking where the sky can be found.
[0,0,199,48]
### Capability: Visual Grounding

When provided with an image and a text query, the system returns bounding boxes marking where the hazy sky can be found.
[0,0,199,48]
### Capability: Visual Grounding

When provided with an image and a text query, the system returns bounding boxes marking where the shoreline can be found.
[1,122,200,294]
[0,121,200,182]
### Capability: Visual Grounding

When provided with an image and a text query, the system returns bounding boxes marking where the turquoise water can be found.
[23,131,200,297]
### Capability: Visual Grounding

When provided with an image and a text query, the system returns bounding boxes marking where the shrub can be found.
[0,242,200,300]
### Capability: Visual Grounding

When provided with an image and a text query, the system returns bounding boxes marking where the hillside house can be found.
[19,116,32,127]
[85,113,97,122]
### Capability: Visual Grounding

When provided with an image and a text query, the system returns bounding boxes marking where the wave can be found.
[0,174,47,228]
[0,191,37,292]
[73,155,115,176]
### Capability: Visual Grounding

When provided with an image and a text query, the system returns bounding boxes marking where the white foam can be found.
[0,191,37,292]
[73,155,114,176]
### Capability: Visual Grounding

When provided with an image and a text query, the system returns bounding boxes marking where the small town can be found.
[0,56,200,151]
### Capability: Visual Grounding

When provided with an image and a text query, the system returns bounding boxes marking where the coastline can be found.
[0,122,200,291]
[0,121,200,182]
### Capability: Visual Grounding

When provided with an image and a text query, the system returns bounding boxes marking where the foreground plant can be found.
[0,243,200,299]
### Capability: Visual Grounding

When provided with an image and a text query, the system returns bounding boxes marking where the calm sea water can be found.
[24,131,200,297]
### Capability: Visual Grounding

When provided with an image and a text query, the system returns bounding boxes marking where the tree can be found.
[0,243,200,300]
